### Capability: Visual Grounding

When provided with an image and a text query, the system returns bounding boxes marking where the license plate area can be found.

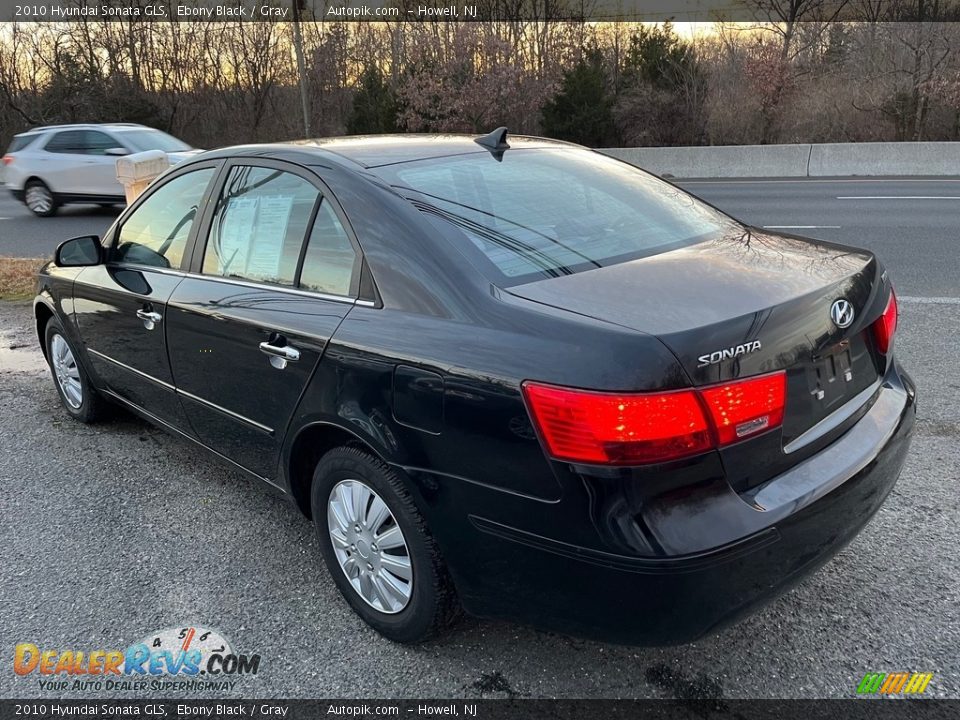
[808,341,855,412]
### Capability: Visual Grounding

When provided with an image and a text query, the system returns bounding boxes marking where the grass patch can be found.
[0,257,46,301]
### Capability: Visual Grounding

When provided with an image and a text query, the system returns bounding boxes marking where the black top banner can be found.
[3,0,960,23]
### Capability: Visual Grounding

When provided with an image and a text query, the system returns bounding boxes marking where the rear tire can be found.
[311,446,460,643]
[44,317,106,423]
[25,180,58,217]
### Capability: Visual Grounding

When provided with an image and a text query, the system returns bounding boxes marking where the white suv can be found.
[2,123,198,216]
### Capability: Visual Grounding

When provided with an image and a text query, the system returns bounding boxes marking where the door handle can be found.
[259,341,300,369]
[136,309,162,330]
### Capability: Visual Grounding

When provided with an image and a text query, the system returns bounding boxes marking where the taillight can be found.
[522,371,787,466]
[521,383,712,465]
[872,289,898,355]
[699,372,786,446]
[1,155,12,166]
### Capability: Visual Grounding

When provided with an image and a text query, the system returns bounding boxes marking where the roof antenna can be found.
[474,127,510,161]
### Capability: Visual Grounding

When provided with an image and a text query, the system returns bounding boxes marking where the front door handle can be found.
[136,309,162,330]
[259,341,300,369]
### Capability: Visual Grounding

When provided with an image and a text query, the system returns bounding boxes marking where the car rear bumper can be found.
[407,363,916,645]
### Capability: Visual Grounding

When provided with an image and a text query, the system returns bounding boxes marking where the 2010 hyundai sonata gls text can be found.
[35,131,915,644]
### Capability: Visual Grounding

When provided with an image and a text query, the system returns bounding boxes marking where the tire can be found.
[311,446,461,643]
[24,180,58,217]
[44,317,107,423]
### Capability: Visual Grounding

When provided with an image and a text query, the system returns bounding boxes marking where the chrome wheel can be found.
[51,334,82,409]
[327,479,413,614]
[26,183,54,214]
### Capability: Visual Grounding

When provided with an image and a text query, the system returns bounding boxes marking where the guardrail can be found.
[600,142,960,179]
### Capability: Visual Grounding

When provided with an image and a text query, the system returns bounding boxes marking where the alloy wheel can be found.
[26,184,53,214]
[51,334,82,409]
[327,479,413,614]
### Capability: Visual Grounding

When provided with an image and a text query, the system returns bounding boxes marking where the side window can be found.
[299,202,357,297]
[44,130,88,154]
[114,168,215,269]
[203,166,319,286]
[84,130,120,155]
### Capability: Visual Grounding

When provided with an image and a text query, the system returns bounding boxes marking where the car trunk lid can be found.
[505,229,891,489]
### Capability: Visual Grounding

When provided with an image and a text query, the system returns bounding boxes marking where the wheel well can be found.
[35,303,53,359]
[287,423,375,519]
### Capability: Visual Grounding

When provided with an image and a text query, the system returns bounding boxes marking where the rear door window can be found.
[299,202,357,296]
[44,129,120,155]
[203,165,320,287]
[44,130,88,154]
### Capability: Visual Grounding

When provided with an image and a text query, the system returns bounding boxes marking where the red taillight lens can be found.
[699,372,786,446]
[1,155,12,166]
[521,383,712,465]
[873,289,898,355]
[523,371,787,466]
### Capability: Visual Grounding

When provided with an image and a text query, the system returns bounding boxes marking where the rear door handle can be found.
[259,341,300,369]
[136,309,162,330]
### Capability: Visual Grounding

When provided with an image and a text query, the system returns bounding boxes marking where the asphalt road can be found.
[1,177,958,700]
[680,177,960,299]
[0,192,121,259]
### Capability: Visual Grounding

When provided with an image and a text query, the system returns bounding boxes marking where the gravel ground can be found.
[0,299,957,700]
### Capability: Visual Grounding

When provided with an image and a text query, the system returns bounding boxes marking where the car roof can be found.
[197,134,584,170]
[20,123,152,135]
[301,134,581,168]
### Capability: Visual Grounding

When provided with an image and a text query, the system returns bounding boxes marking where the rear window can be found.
[6,134,39,153]
[376,148,738,286]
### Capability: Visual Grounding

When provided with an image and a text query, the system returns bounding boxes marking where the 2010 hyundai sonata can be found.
[34,130,915,644]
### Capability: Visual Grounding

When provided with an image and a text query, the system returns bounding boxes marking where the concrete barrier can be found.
[601,144,811,178]
[600,142,960,179]
[807,142,960,177]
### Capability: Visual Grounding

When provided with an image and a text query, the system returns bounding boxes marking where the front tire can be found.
[25,180,58,217]
[45,317,106,423]
[311,446,460,643]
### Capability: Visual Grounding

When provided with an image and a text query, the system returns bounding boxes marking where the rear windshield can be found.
[6,134,39,153]
[375,148,738,286]
[116,129,190,153]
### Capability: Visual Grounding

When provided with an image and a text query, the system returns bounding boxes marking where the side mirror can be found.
[105,147,130,157]
[56,235,103,267]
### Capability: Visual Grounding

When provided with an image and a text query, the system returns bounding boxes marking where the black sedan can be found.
[34,130,915,644]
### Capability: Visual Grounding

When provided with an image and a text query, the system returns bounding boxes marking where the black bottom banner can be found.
[1,700,957,720]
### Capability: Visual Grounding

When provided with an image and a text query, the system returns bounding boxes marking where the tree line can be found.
[3,6,960,151]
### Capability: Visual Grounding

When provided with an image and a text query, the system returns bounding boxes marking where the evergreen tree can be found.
[540,50,617,147]
[621,22,694,92]
[347,67,398,135]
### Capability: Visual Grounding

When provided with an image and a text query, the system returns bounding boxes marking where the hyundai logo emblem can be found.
[830,299,855,328]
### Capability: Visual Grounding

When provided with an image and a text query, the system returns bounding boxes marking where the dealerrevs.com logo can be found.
[13,626,261,692]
